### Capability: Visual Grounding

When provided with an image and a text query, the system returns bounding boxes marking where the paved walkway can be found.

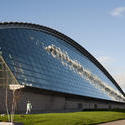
[0,122,13,125]
[98,120,125,125]
[0,122,23,125]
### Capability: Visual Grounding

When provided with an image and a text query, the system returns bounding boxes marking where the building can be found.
[0,22,125,114]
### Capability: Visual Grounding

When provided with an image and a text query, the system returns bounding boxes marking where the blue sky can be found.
[0,0,125,91]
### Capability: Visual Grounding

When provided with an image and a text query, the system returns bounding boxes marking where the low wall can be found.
[0,87,125,114]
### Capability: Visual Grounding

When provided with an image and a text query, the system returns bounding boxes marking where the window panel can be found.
[0,28,123,102]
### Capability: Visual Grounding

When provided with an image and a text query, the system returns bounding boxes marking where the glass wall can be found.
[0,28,124,102]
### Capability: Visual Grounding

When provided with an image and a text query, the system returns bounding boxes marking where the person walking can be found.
[26,101,32,114]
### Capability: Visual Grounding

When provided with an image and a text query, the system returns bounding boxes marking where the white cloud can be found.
[97,56,113,64]
[110,7,125,17]
[96,56,125,92]
[97,56,115,75]
[114,73,125,92]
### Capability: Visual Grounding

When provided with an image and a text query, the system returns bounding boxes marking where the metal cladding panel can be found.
[0,23,124,103]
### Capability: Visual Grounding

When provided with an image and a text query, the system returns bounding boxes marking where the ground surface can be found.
[0,111,125,125]
[98,119,125,125]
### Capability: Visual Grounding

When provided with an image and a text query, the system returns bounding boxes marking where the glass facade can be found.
[0,27,124,102]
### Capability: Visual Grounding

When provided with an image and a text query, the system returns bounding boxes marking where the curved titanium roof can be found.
[0,22,124,96]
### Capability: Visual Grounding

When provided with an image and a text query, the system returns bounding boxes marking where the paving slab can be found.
[0,122,23,125]
[98,120,125,125]
[0,122,13,125]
